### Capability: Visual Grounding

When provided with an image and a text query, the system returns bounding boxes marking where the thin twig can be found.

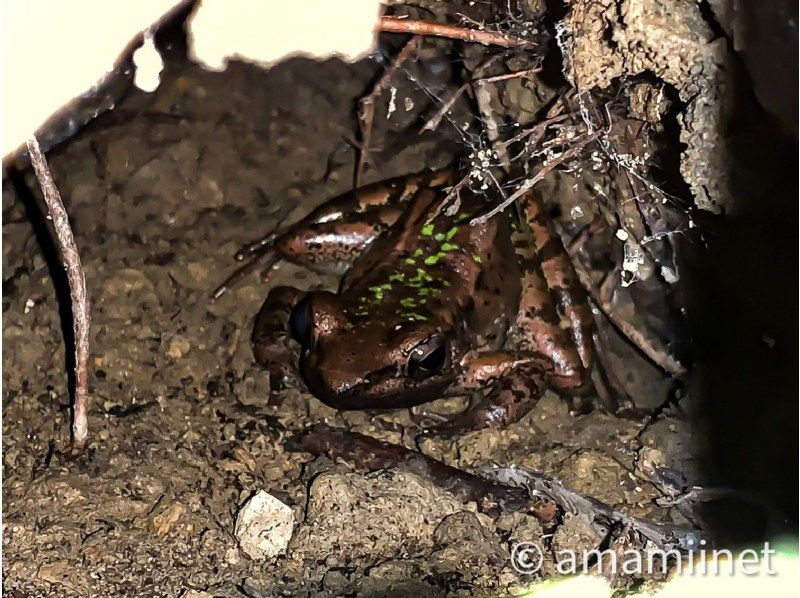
[420,84,467,133]
[496,113,571,151]
[26,136,91,447]
[421,54,504,134]
[481,466,704,552]
[473,79,510,169]
[378,16,537,49]
[474,65,541,83]
[428,172,471,222]
[356,36,421,186]
[598,270,686,377]
[472,130,601,224]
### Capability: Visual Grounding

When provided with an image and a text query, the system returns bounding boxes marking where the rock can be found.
[556,450,630,506]
[234,490,294,561]
[167,336,191,359]
[290,470,473,562]
[551,512,603,556]
[36,560,71,585]
[560,0,729,212]
[150,502,185,536]
[429,511,507,590]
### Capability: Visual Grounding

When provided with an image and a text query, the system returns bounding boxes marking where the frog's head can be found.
[290,290,457,409]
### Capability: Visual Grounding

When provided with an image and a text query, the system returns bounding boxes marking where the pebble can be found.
[234,490,294,561]
[150,502,185,536]
[167,336,191,359]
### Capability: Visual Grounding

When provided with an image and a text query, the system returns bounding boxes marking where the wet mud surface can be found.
[3,56,698,596]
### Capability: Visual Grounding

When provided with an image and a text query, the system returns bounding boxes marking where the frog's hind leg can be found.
[212,171,453,299]
[212,211,397,299]
[517,189,596,376]
[517,192,640,414]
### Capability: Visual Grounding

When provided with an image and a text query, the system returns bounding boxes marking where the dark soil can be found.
[4,53,702,596]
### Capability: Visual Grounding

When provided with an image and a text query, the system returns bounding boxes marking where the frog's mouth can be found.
[300,354,455,410]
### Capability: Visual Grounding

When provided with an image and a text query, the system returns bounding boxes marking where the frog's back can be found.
[341,185,521,349]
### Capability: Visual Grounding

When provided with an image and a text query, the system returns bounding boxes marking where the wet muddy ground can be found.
[3,54,701,596]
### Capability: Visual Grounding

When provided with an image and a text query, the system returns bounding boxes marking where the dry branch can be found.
[26,136,91,447]
[420,83,467,133]
[474,65,542,83]
[473,79,510,169]
[378,16,537,49]
[472,129,601,224]
[598,271,686,377]
[357,36,421,186]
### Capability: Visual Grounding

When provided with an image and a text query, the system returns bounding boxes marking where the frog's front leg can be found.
[252,286,307,390]
[420,351,549,435]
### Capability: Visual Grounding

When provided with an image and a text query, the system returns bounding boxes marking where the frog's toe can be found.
[415,424,460,442]
[567,395,596,416]
[409,405,453,428]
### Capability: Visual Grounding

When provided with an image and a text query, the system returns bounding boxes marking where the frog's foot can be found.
[211,247,280,300]
[409,405,451,427]
[567,394,596,416]
[418,376,542,439]
[409,394,472,428]
[257,349,300,393]
[612,403,657,422]
[251,285,306,391]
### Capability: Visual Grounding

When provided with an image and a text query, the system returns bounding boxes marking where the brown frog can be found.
[217,171,601,433]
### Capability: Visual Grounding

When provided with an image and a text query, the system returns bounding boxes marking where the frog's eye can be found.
[289,294,313,346]
[407,334,448,377]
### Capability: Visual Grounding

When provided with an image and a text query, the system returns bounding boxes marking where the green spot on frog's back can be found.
[445,226,458,240]
[389,272,405,282]
[421,224,435,236]
[441,242,459,252]
[472,254,482,264]
[434,232,446,242]
[424,255,440,265]
[456,212,472,223]
[413,248,424,258]
[404,258,416,266]
[416,268,433,282]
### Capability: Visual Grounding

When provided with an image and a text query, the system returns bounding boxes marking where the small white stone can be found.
[569,205,584,219]
[234,490,294,561]
[224,546,242,565]
[660,266,678,284]
[615,229,629,241]
[386,86,397,118]
[24,298,34,314]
